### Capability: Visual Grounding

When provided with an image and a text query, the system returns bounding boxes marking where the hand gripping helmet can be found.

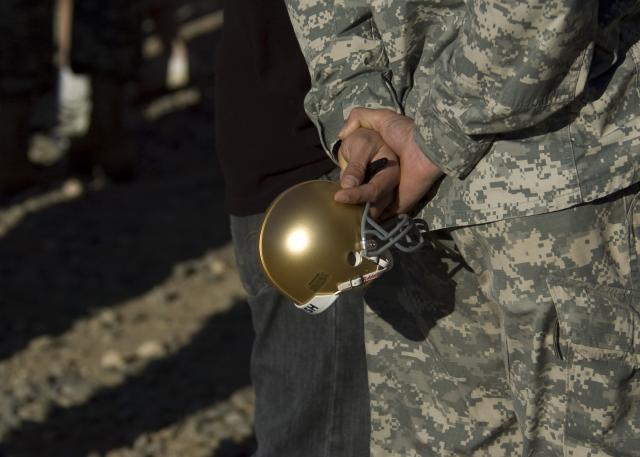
[258,180,426,314]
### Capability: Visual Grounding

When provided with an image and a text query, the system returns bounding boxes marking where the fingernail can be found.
[334,191,350,203]
[341,175,358,189]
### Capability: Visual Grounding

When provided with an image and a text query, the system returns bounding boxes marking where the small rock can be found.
[101,350,126,371]
[131,310,149,323]
[173,262,198,278]
[136,340,166,360]
[223,411,245,428]
[230,390,255,415]
[13,382,35,402]
[164,290,180,303]
[98,310,119,327]
[17,401,48,422]
[133,432,152,448]
[29,335,53,351]
[208,258,227,277]
[0,396,21,429]
[62,178,84,198]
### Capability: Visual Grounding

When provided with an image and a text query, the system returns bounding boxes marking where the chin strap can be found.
[361,202,427,257]
[337,254,392,292]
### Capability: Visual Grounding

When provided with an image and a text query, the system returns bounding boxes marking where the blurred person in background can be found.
[0,0,142,196]
[0,0,55,194]
[214,0,370,455]
[65,0,143,181]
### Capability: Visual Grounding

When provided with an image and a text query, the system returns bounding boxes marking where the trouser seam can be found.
[323,306,339,457]
[624,187,640,288]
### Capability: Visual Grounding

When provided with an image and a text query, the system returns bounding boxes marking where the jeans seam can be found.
[323,307,339,457]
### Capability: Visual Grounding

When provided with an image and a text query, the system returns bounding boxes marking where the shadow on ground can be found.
[213,437,257,457]
[0,89,230,361]
[1,300,253,457]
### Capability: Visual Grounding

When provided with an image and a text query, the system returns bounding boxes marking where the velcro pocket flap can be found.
[546,277,638,355]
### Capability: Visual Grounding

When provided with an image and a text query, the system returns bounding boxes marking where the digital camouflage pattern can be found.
[285,1,640,455]
[285,0,403,155]
[364,242,522,456]
[0,0,141,97]
[365,184,640,456]
[285,0,640,230]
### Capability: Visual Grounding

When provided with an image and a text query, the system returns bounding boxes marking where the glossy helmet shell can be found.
[259,180,379,305]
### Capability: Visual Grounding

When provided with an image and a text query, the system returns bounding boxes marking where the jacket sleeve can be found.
[412,0,598,178]
[285,0,402,161]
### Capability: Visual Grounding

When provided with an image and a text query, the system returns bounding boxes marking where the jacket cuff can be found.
[312,77,402,163]
[413,106,493,178]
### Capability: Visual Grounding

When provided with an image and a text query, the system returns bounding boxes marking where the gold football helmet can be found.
[259,180,426,314]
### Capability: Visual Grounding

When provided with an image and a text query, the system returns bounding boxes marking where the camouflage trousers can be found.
[364,183,640,456]
[0,0,141,97]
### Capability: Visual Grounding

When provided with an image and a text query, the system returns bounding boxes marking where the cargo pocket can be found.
[547,277,640,455]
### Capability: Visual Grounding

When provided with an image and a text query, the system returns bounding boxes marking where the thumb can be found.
[337,148,365,189]
[340,160,367,189]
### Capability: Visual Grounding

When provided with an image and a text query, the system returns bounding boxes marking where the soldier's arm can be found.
[412,0,597,178]
[285,0,402,161]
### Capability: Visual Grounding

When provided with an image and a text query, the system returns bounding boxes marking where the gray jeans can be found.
[230,213,370,457]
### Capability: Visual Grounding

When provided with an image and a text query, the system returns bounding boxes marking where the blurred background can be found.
[0,1,257,456]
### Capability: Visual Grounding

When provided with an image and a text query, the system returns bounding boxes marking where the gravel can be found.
[0,9,258,454]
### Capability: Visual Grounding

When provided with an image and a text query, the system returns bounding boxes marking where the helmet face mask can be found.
[259,180,424,314]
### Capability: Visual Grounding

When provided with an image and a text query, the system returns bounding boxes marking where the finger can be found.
[334,181,383,204]
[338,129,386,188]
[379,199,400,221]
[368,192,395,220]
[338,116,363,140]
[364,157,389,181]
[335,158,398,204]
[338,151,348,171]
[338,108,376,139]
[339,107,397,139]
[340,161,367,189]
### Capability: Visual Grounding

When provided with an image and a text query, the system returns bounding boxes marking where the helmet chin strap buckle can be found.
[360,238,378,253]
[337,253,392,291]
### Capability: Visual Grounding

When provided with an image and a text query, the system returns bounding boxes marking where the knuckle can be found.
[351,107,364,117]
[344,136,371,162]
[351,161,366,175]
[346,161,366,176]
[351,133,370,151]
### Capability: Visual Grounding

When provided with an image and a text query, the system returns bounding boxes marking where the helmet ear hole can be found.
[346,251,363,267]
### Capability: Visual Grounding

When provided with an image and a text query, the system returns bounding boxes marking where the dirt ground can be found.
[0,8,258,456]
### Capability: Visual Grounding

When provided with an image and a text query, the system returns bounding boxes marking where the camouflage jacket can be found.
[286,0,640,230]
